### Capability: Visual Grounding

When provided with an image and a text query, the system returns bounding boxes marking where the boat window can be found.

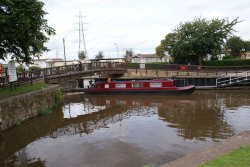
[132,82,143,88]
[115,83,126,88]
[150,82,162,88]
[105,84,109,88]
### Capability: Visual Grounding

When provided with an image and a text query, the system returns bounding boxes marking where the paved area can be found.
[160,130,250,167]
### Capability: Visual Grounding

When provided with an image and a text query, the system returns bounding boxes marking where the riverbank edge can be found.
[195,86,250,90]
[160,130,250,167]
[0,84,60,132]
[68,86,250,92]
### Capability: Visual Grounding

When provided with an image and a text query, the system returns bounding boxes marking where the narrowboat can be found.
[83,79,195,94]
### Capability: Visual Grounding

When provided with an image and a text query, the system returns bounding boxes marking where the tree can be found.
[155,45,165,62]
[95,51,104,59]
[157,17,240,65]
[0,0,55,64]
[124,49,134,62]
[243,40,250,52]
[225,36,245,58]
[78,51,86,60]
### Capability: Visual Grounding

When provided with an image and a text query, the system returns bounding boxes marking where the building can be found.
[131,54,169,63]
[205,54,225,61]
[14,58,77,69]
[244,51,250,59]
[89,58,124,63]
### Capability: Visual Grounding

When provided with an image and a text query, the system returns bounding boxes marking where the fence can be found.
[128,63,250,77]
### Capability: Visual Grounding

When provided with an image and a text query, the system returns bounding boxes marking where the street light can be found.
[114,43,119,58]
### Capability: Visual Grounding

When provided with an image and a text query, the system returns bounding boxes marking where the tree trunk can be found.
[198,55,202,66]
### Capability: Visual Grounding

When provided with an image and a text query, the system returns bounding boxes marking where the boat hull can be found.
[83,85,195,95]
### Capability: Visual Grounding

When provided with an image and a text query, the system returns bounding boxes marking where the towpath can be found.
[160,130,250,167]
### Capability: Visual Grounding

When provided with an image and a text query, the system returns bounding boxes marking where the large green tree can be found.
[225,36,245,58]
[157,17,240,65]
[0,0,55,64]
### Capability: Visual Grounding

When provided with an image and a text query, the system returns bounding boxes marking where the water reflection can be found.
[158,100,234,141]
[62,91,249,141]
[0,90,250,167]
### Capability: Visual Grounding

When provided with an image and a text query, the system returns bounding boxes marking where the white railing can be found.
[216,72,249,87]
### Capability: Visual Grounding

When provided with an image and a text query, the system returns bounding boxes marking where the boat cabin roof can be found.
[96,79,173,84]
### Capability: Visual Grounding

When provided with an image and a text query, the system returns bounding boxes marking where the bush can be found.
[223,55,235,60]
[202,59,250,66]
[16,64,26,73]
[146,63,169,69]
[38,106,52,116]
[146,62,169,65]
[125,63,140,69]
[54,89,63,107]
[29,66,41,71]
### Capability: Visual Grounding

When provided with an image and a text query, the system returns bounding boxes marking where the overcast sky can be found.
[39,0,250,60]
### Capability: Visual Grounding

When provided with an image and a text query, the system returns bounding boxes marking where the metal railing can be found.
[129,64,250,77]
[216,71,250,87]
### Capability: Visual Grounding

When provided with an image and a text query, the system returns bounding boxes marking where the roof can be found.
[89,58,124,61]
[33,58,48,61]
[133,54,162,58]
[46,58,64,62]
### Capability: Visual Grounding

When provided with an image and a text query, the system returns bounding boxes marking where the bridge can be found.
[0,62,126,89]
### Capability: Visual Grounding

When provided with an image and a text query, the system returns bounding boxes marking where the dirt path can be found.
[160,130,250,167]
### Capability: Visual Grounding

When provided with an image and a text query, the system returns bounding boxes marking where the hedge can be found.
[202,59,250,66]
[125,63,140,69]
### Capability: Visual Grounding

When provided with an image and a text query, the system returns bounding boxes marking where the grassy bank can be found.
[200,144,250,167]
[0,82,48,100]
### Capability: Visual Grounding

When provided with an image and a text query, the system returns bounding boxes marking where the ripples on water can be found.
[1,90,250,167]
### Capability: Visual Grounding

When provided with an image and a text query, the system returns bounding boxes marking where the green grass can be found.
[0,82,48,100]
[200,144,250,167]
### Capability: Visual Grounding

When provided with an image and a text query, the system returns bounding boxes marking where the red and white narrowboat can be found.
[83,79,195,94]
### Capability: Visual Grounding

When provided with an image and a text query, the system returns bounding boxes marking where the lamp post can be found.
[63,38,67,66]
[114,43,119,58]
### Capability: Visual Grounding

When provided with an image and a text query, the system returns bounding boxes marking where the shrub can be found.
[54,89,63,107]
[125,63,140,69]
[202,59,250,66]
[146,63,169,69]
[223,55,235,60]
[29,66,41,71]
[38,106,52,116]
[16,64,26,73]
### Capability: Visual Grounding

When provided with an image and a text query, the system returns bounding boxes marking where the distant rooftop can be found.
[133,54,159,58]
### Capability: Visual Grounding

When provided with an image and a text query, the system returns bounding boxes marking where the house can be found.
[89,58,124,63]
[46,58,68,67]
[131,54,169,63]
[14,58,78,69]
[205,54,225,61]
[31,58,48,68]
[244,51,250,59]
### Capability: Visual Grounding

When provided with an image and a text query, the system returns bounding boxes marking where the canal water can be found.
[1,90,250,167]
